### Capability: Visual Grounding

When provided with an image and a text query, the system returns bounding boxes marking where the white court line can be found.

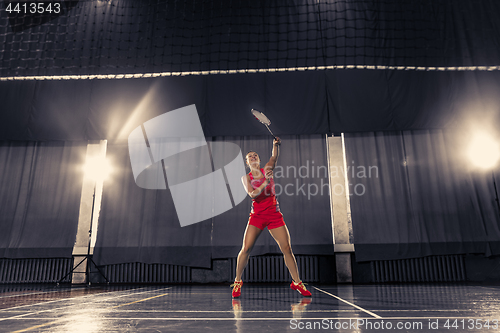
[0,286,97,299]
[102,309,370,313]
[0,309,467,315]
[107,309,467,313]
[0,287,94,300]
[4,317,371,321]
[313,286,382,319]
[0,287,173,322]
[0,286,155,312]
[349,309,463,312]
[479,286,500,291]
[0,290,63,299]
[5,316,494,321]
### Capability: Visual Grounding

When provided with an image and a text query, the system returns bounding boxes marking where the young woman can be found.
[231,137,311,298]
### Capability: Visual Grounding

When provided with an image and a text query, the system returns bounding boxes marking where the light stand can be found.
[58,184,109,285]
[493,172,500,218]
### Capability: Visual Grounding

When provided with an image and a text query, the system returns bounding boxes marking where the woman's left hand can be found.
[273,137,281,146]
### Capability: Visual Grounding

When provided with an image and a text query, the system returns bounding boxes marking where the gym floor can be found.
[0,283,499,332]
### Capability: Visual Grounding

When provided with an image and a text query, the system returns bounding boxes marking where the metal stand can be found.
[57,185,109,285]
[493,172,500,218]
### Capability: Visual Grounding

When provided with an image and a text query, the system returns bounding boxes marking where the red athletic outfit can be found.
[247,169,285,230]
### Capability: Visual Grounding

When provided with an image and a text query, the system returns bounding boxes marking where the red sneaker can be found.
[290,281,312,297]
[231,280,243,298]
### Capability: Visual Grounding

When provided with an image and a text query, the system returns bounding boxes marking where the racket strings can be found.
[251,109,271,125]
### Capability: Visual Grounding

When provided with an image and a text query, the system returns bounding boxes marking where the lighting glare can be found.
[467,133,500,169]
[84,156,112,181]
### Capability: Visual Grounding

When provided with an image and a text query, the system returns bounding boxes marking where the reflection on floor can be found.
[0,283,499,332]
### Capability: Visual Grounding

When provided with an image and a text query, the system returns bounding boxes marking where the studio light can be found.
[467,133,500,169]
[84,156,112,182]
[466,131,500,218]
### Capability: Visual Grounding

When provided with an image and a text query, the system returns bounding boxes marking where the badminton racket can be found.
[251,109,277,140]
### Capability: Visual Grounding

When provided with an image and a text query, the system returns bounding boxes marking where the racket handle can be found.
[264,124,276,139]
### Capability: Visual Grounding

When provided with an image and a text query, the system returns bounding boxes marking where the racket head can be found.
[251,109,271,125]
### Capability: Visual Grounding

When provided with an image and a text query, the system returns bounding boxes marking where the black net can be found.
[1,0,500,79]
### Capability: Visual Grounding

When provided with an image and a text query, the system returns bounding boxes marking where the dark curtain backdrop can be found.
[345,130,500,262]
[3,70,500,141]
[0,141,86,258]
[92,140,213,268]
[93,135,333,267]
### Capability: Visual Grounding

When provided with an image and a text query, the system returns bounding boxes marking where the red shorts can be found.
[248,211,285,230]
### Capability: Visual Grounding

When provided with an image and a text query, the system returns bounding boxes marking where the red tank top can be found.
[249,168,280,214]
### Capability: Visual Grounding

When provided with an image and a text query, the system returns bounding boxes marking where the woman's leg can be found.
[235,224,262,281]
[269,225,300,283]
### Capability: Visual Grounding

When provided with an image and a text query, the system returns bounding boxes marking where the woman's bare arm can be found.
[264,137,281,172]
[241,172,272,199]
